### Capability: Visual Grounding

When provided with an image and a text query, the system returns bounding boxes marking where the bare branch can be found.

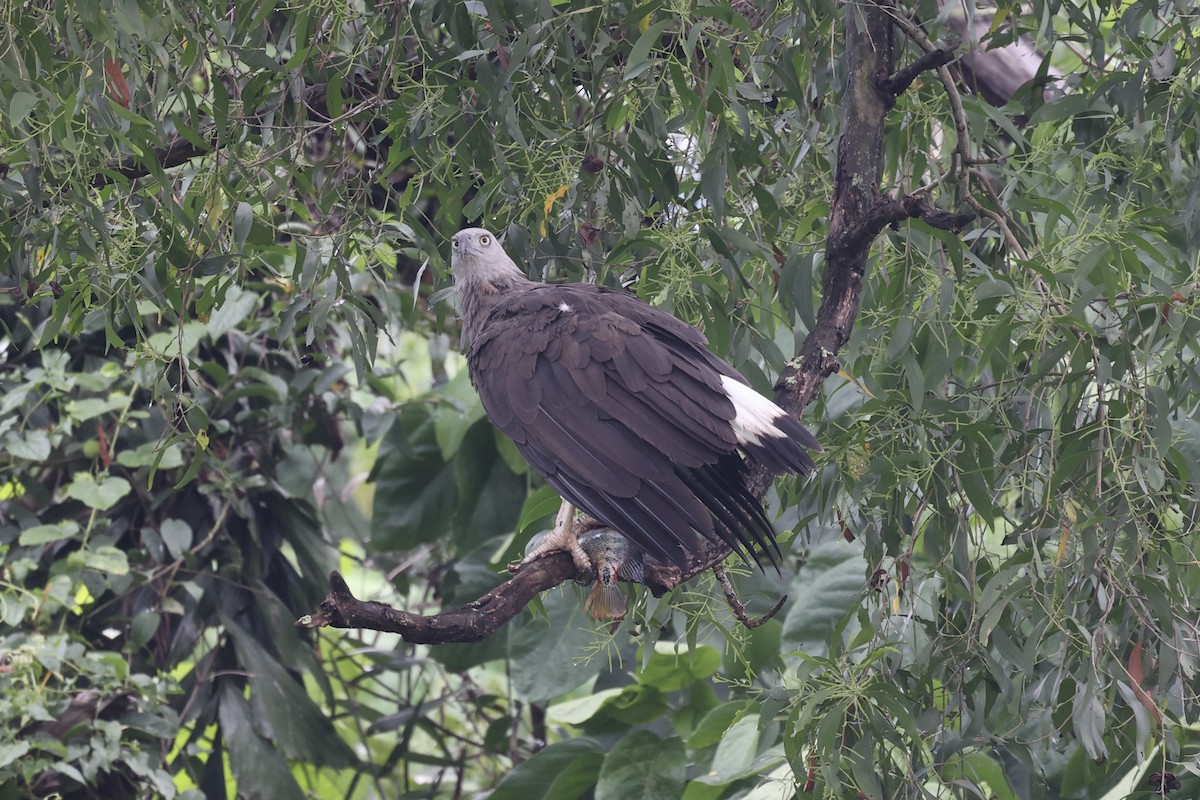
[877,48,956,97]
[296,563,577,644]
[713,565,788,629]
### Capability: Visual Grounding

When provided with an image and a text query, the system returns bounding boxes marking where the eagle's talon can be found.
[519,501,595,575]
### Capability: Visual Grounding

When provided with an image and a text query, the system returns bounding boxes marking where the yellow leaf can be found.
[541,183,571,236]
[195,429,209,451]
[988,4,1012,35]
[837,369,876,398]
[0,478,25,500]
[639,13,650,33]
[543,184,570,213]
[1054,524,1070,567]
[74,583,95,613]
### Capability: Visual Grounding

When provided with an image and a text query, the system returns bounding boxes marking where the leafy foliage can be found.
[2,0,1199,798]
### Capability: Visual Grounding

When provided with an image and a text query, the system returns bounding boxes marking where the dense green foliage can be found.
[1,0,1198,798]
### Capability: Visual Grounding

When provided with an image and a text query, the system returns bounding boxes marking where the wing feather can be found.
[468,282,815,568]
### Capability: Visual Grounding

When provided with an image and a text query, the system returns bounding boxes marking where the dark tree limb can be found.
[88,82,361,190]
[877,48,956,98]
[296,563,577,644]
[93,137,212,189]
[299,1,971,643]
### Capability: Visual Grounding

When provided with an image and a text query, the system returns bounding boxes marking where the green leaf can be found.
[116,441,185,469]
[145,322,208,358]
[217,683,306,800]
[130,610,161,649]
[1095,743,1161,800]
[19,520,80,546]
[64,473,131,510]
[624,20,674,81]
[940,748,1018,800]
[207,285,259,339]
[451,421,525,551]
[694,713,763,785]
[489,739,606,800]
[517,484,564,534]
[687,701,753,749]
[65,395,127,421]
[780,539,866,657]
[82,545,130,575]
[9,91,38,125]
[638,643,721,692]
[160,518,192,559]
[371,407,459,550]
[232,202,253,249]
[508,586,607,703]
[4,429,51,460]
[224,617,356,768]
[547,687,626,726]
[595,730,686,800]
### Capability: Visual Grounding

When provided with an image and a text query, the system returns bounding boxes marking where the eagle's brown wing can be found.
[468,283,817,568]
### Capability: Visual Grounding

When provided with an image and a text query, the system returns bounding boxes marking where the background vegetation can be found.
[1,0,1198,798]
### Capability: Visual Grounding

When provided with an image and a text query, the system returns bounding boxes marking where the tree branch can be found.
[299,2,973,643]
[877,48,956,97]
[90,83,340,189]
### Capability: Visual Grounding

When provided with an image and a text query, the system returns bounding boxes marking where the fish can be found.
[577,527,644,620]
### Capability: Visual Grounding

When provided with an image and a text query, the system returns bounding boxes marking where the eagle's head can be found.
[451,228,523,284]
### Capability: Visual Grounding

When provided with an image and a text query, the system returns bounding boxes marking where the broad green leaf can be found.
[638,643,721,692]
[116,441,185,469]
[160,518,192,559]
[19,520,80,546]
[4,429,51,460]
[0,741,30,769]
[82,546,129,575]
[217,683,306,800]
[224,617,356,767]
[517,484,564,534]
[489,739,606,800]
[595,730,686,800]
[508,586,606,703]
[687,701,754,749]
[741,761,799,800]
[9,91,38,125]
[547,687,626,726]
[940,748,1019,800]
[694,713,763,785]
[206,285,259,339]
[64,473,131,511]
[371,407,459,550]
[780,539,866,657]
[65,395,127,422]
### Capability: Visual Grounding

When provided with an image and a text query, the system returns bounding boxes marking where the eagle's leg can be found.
[520,501,594,574]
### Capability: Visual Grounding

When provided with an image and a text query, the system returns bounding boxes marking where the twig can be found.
[712,565,788,628]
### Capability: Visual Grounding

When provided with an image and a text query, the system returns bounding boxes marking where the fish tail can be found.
[585,583,627,621]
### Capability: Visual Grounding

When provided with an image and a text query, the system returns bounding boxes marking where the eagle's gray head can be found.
[450,228,524,285]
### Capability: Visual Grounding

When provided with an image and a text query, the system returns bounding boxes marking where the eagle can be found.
[451,227,820,575]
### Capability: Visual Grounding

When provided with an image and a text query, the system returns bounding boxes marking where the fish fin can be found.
[585,584,628,620]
